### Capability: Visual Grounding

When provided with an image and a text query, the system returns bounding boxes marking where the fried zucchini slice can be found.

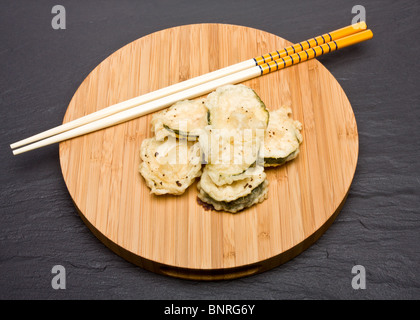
[206,163,264,187]
[197,176,268,213]
[198,166,266,203]
[151,98,208,141]
[260,107,303,167]
[139,136,202,195]
[206,84,269,130]
[198,126,264,185]
[263,150,300,166]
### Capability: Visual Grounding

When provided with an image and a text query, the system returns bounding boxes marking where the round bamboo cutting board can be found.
[59,24,358,280]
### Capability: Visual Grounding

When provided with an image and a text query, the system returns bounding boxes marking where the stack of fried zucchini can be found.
[139,84,303,213]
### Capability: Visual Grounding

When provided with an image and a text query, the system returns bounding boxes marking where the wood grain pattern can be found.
[59,24,358,280]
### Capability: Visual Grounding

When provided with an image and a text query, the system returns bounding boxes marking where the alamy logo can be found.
[51,265,66,289]
[352,5,366,24]
[351,265,366,289]
[51,5,66,30]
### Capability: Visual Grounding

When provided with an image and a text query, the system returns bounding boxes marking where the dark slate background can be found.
[1,0,419,300]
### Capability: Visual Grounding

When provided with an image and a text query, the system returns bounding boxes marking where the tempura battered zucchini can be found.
[197,173,268,213]
[198,126,264,185]
[151,98,208,141]
[198,166,266,203]
[263,150,300,166]
[205,163,264,187]
[206,84,269,130]
[139,84,304,213]
[139,136,202,195]
[260,107,303,167]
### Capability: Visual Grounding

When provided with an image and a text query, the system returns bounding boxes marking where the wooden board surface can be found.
[59,23,358,280]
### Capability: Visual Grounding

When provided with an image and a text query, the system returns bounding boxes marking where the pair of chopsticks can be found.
[11,22,373,155]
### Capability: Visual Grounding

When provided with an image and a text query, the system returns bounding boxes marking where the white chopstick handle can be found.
[10,59,256,150]
[12,66,261,155]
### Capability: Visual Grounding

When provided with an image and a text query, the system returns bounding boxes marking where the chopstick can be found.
[12,28,373,155]
[10,22,367,150]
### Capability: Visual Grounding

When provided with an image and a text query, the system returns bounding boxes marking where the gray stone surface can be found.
[0,0,419,299]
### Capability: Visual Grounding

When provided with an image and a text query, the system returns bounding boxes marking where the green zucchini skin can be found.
[251,88,270,127]
[199,181,266,213]
[207,110,211,125]
[152,98,208,141]
[263,150,299,167]
[263,157,287,166]
[163,124,200,141]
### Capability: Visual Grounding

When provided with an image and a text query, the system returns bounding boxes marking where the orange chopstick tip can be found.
[361,29,374,40]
